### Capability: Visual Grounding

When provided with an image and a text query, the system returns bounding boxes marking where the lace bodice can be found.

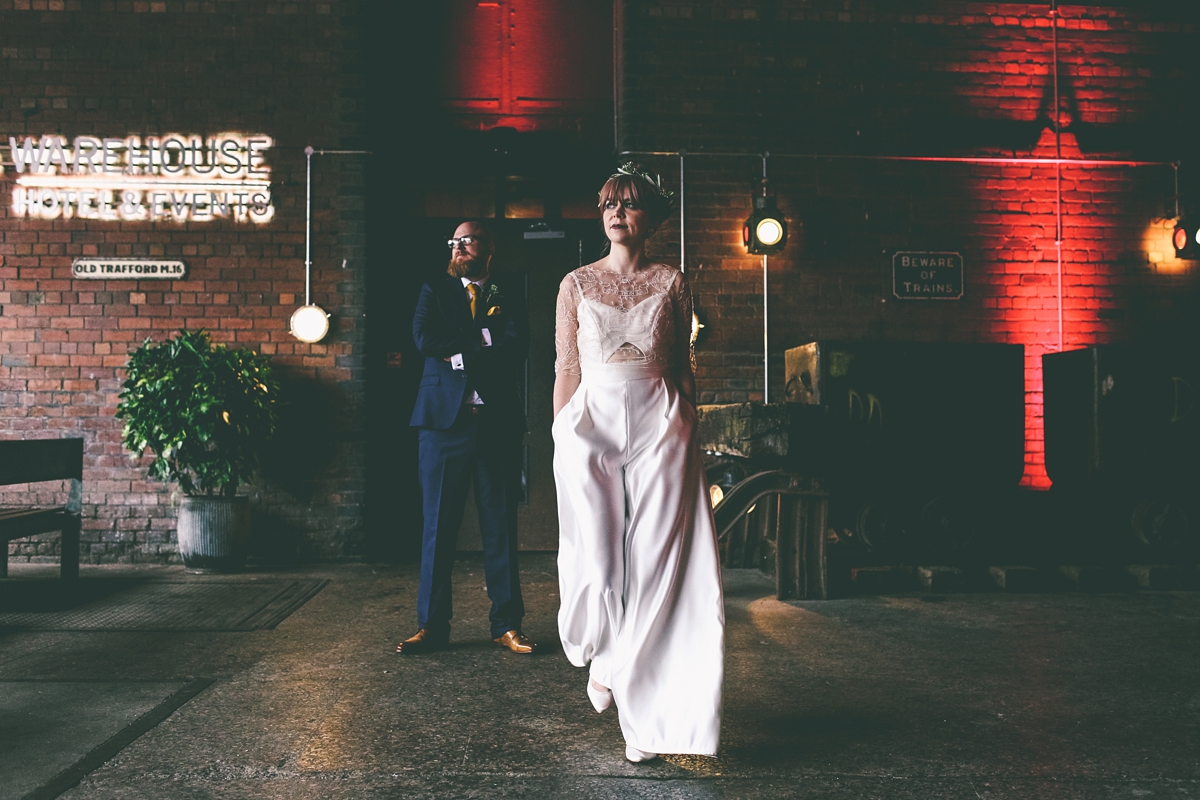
[554,264,695,376]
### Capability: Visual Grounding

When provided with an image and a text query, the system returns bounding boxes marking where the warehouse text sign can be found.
[72,258,186,280]
[5,134,273,224]
[892,251,963,300]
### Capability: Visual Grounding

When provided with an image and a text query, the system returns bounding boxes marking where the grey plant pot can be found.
[177,495,250,573]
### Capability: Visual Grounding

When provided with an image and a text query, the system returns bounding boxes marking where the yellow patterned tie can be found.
[467,283,478,318]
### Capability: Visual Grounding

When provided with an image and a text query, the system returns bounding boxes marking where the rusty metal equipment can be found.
[713,470,829,601]
[784,341,1025,565]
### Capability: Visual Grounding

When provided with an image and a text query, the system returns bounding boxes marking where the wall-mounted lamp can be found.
[292,145,371,344]
[292,146,331,343]
[743,178,787,255]
[290,304,331,344]
[1173,219,1198,260]
[746,155,784,401]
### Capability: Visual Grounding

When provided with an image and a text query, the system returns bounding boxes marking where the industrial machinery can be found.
[1043,345,1200,564]
[784,341,1026,566]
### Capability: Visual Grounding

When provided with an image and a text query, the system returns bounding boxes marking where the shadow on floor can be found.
[0,577,152,613]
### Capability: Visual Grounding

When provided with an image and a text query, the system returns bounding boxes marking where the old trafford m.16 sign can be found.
[72,258,186,280]
[892,251,963,300]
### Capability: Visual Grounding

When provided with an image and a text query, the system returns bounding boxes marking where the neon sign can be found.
[6,134,274,223]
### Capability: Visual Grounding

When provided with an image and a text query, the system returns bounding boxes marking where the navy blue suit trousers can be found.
[417,410,524,638]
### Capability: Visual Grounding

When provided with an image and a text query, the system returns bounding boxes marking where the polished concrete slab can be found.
[0,556,1197,799]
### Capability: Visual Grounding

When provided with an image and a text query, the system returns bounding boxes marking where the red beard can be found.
[447,253,486,279]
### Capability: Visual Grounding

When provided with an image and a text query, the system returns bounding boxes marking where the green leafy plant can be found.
[117,330,279,497]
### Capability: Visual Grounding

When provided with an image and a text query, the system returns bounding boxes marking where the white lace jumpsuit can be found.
[552,264,725,756]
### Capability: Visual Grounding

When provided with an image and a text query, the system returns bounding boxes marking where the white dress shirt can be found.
[453,276,491,405]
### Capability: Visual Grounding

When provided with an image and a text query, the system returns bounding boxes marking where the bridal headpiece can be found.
[610,162,676,202]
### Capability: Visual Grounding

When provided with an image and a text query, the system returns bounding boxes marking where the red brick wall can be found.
[622,0,1200,488]
[1,1,368,563]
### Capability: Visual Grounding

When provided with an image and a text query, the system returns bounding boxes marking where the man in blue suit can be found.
[398,220,535,655]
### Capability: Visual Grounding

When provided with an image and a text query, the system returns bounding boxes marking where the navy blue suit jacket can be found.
[409,272,529,431]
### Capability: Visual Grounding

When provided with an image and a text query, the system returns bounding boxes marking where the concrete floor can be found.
[2,555,1199,800]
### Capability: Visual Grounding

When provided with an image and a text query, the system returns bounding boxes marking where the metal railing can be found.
[714,470,829,600]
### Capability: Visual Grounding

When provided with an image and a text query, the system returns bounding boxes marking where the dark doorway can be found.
[364,217,605,559]
[363,1,616,561]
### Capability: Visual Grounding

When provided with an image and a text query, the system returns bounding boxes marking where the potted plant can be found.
[117,330,279,572]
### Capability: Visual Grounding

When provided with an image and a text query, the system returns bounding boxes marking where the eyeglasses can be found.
[447,235,483,249]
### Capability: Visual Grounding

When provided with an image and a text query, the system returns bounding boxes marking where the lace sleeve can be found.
[671,270,696,374]
[554,272,582,376]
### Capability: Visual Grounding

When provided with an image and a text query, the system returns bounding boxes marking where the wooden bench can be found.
[0,439,84,580]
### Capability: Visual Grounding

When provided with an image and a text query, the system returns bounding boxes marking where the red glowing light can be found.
[1174,226,1189,251]
[440,0,612,131]
[969,108,1107,489]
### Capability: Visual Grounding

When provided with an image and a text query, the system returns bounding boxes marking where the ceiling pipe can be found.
[620,150,1172,168]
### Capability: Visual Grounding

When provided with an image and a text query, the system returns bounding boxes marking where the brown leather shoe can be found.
[493,630,537,654]
[396,629,448,655]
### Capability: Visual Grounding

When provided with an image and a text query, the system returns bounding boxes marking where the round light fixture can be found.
[743,182,787,255]
[756,218,784,247]
[290,304,331,343]
[1175,225,1189,251]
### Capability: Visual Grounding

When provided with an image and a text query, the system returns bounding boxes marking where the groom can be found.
[399,220,535,655]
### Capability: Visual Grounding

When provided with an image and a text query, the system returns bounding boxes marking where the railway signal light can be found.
[1173,220,1199,260]
[743,181,787,255]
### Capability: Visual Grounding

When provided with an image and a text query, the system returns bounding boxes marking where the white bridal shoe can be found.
[587,679,612,712]
[625,745,658,763]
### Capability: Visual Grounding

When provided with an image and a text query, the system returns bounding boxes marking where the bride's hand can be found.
[553,373,582,419]
[677,371,697,409]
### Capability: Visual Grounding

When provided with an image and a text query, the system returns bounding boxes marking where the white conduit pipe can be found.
[679,151,686,273]
[303,146,371,307]
[762,153,770,402]
[621,150,1171,168]
[1051,0,1064,353]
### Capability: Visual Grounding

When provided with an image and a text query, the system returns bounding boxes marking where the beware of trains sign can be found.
[892,251,963,300]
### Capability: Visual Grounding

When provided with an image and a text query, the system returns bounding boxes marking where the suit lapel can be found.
[442,274,473,324]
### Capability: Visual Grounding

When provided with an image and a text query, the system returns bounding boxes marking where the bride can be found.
[552,164,725,763]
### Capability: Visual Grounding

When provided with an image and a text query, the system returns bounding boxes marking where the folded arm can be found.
[412,284,484,359]
[476,291,529,371]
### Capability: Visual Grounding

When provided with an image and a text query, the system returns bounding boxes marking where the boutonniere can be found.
[483,284,504,317]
